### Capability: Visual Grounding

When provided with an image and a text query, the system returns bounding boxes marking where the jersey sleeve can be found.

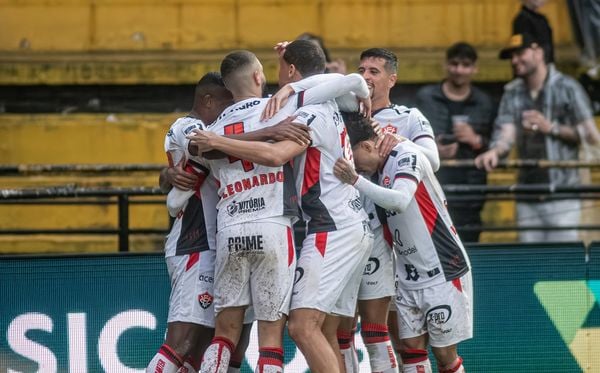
[165,121,202,166]
[406,108,434,142]
[292,106,324,147]
[392,151,424,187]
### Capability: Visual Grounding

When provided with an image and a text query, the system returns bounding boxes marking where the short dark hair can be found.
[360,48,398,73]
[446,42,478,62]
[194,71,228,98]
[341,111,377,146]
[220,50,257,84]
[283,40,326,77]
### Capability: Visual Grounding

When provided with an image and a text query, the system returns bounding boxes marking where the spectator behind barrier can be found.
[475,32,600,243]
[297,32,347,74]
[416,42,496,243]
[512,0,554,64]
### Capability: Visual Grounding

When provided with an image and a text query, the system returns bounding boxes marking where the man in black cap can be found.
[475,32,599,242]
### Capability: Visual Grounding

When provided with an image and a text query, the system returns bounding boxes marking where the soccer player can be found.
[188,41,373,373]
[334,114,472,373]
[148,72,244,373]
[192,46,372,373]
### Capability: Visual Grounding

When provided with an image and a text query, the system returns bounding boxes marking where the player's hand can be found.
[268,115,311,146]
[167,159,198,191]
[474,148,499,172]
[370,119,383,137]
[334,158,359,185]
[186,129,218,153]
[375,133,403,157]
[357,96,372,118]
[274,41,290,57]
[261,84,294,121]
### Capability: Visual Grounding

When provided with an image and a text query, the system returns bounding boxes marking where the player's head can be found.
[220,50,267,99]
[358,48,398,104]
[193,72,233,124]
[444,42,478,89]
[279,40,327,87]
[342,111,382,175]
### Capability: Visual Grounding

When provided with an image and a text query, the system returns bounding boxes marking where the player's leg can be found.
[397,335,431,373]
[148,253,216,373]
[227,321,253,373]
[359,297,398,373]
[424,273,473,373]
[337,315,359,373]
[357,227,398,372]
[201,307,245,373]
[288,308,338,373]
[250,223,296,373]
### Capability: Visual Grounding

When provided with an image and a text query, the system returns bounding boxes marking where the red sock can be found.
[256,347,284,373]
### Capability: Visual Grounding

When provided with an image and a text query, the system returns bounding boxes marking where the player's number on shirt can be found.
[223,122,255,172]
[340,127,353,161]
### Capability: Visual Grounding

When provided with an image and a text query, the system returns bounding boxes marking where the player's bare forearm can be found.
[158,168,172,193]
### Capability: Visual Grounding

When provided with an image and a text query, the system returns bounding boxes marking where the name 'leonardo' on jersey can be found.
[208,98,298,230]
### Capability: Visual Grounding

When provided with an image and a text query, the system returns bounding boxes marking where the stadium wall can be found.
[1,242,599,372]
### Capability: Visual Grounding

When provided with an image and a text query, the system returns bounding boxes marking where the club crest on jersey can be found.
[383,176,391,187]
[382,124,397,134]
[198,292,213,309]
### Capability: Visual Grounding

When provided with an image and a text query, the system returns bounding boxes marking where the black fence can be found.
[2,160,600,251]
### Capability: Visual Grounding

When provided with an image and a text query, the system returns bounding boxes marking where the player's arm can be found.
[188,130,307,167]
[406,109,441,172]
[334,158,418,213]
[413,136,440,172]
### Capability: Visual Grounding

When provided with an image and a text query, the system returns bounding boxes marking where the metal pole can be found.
[118,195,130,252]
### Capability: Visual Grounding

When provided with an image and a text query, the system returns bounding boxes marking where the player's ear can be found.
[288,64,296,79]
[360,141,374,153]
[253,70,262,86]
[202,94,212,108]
[388,73,397,89]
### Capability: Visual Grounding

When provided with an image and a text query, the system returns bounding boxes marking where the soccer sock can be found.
[337,330,359,373]
[439,356,464,373]
[400,349,432,373]
[146,344,184,373]
[226,358,242,373]
[178,356,200,373]
[200,337,235,373]
[255,347,284,373]
[361,323,399,373]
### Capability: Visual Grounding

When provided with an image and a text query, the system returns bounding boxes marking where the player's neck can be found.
[372,96,392,112]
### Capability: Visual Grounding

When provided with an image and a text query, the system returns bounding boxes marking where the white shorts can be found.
[358,226,395,300]
[393,272,473,347]
[291,221,373,317]
[166,250,216,327]
[215,220,296,322]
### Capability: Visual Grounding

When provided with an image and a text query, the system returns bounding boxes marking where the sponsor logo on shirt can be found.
[183,124,199,134]
[221,171,284,199]
[348,196,363,212]
[396,246,417,256]
[198,291,213,309]
[226,197,266,217]
[398,154,417,170]
[227,235,264,252]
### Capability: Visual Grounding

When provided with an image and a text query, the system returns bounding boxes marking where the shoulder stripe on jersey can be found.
[395,172,418,184]
[412,134,434,142]
[297,91,305,108]
[187,159,210,175]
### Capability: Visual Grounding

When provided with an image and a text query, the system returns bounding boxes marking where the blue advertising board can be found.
[1,243,599,372]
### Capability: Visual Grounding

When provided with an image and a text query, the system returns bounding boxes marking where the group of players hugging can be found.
[147,40,472,373]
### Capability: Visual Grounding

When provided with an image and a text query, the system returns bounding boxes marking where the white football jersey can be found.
[207,98,299,231]
[293,101,368,234]
[364,105,436,231]
[378,141,470,290]
[163,116,218,257]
